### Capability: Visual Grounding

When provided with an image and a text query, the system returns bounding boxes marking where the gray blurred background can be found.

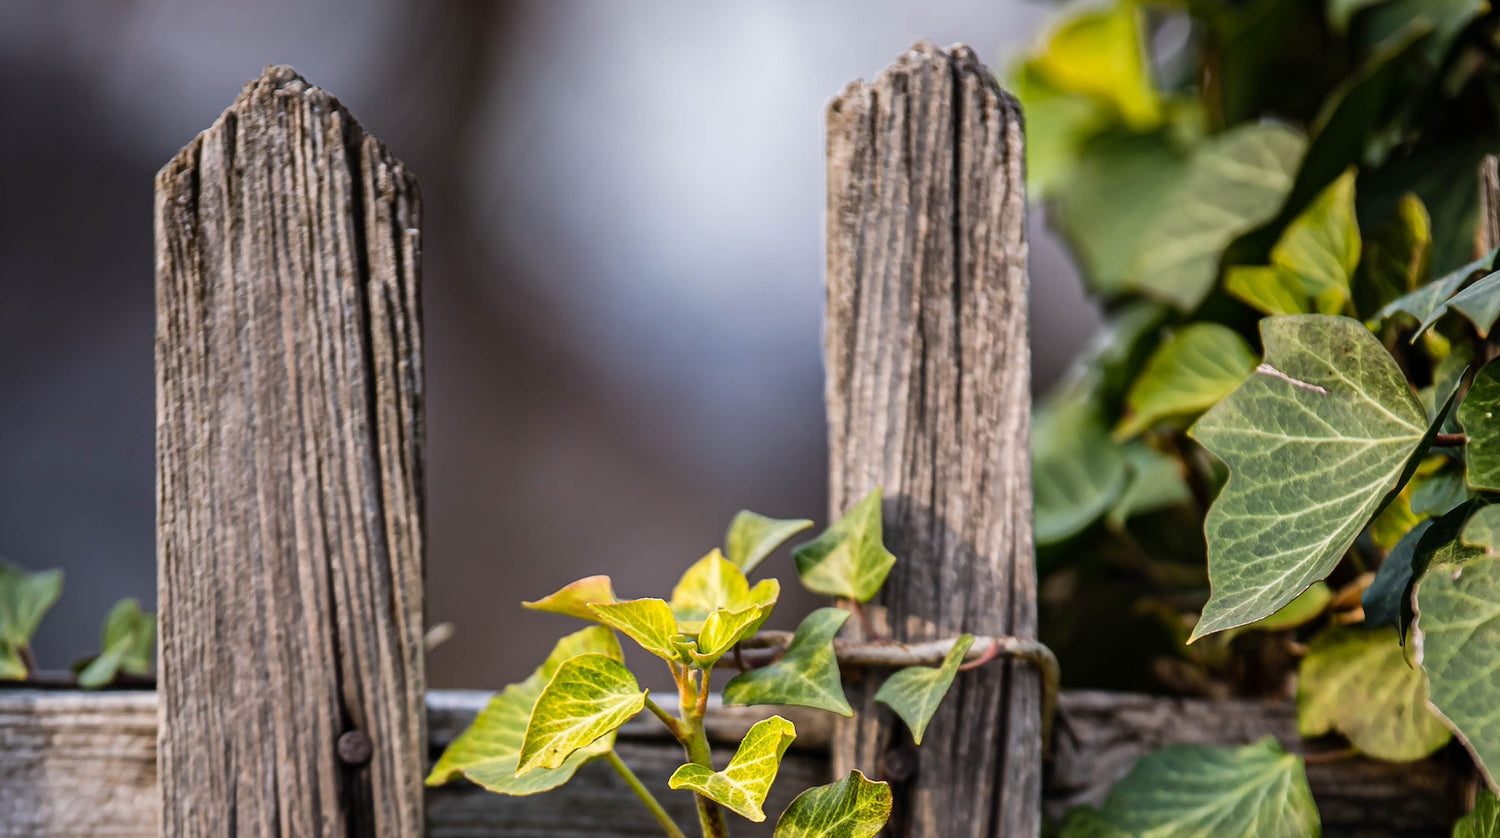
[0,0,1099,688]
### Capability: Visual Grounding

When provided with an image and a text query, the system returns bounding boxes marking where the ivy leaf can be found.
[1034,391,1130,544]
[1025,3,1160,129]
[427,626,622,795]
[1463,505,1500,554]
[669,550,780,632]
[1461,359,1500,491]
[517,653,646,775]
[588,598,685,663]
[773,770,892,838]
[726,511,813,575]
[523,575,618,621]
[874,634,973,744]
[1106,443,1193,529]
[1411,467,1469,517]
[1234,582,1332,636]
[1226,265,1312,317]
[792,489,896,603]
[668,715,797,822]
[1414,548,1500,791]
[1455,791,1500,838]
[1363,518,1435,643]
[1189,315,1443,640]
[1058,806,1132,838]
[1442,270,1500,338]
[693,604,774,667]
[1128,124,1305,310]
[1297,625,1450,761]
[723,607,852,716]
[1115,324,1257,439]
[77,599,156,689]
[1374,249,1498,336]
[1356,193,1431,318]
[0,562,63,680]
[1061,739,1319,837]
[1270,167,1361,313]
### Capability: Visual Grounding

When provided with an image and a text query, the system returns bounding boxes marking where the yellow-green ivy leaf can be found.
[1414,549,1500,791]
[1234,582,1332,636]
[1189,315,1448,640]
[693,604,774,667]
[517,653,646,775]
[1297,625,1450,761]
[1460,358,1500,492]
[77,599,155,690]
[1226,265,1311,317]
[1357,193,1431,318]
[1116,324,1257,439]
[873,634,973,745]
[1455,791,1500,837]
[0,562,63,680]
[726,511,813,575]
[588,598,685,663]
[523,575,617,621]
[427,626,622,795]
[1061,739,1319,837]
[773,770,892,838]
[669,550,779,633]
[792,489,896,603]
[669,715,797,822]
[1026,4,1160,129]
[724,607,852,716]
[1270,168,1361,314]
[1129,124,1305,310]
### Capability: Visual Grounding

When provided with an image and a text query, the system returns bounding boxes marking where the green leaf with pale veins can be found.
[1363,518,1435,643]
[1270,168,1361,314]
[1236,583,1332,635]
[1035,390,1130,544]
[669,715,796,822]
[0,562,63,680]
[77,599,156,689]
[1116,324,1257,439]
[726,511,813,575]
[1107,443,1192,529]
[1066,739,1319,837]
[588,598,685,663]
[1297,625,1450,761]
[773,770,892,838]
[1128,123,1305,310]
[874,634,973,744]
[669,549,780,633]
[427,626,622,795]
[517,653,646,775]
[1374,249,1498,337]
[1455,791,1500,837]
[1226,265,1311,317]
[693,604,773,667]
[523,575,617,621]
[1188,315,1442,640]
[1414,548,1500,790]
[1463,505,1500,554]
[792,488,896,603]
[1461,359,1500,491]
[724,607,852,716]
[1443,270,1500,338]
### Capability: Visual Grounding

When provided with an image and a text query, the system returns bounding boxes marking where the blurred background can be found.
[0,0,1099,688]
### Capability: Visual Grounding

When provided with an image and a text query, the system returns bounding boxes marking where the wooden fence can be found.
[0,43,1479,837]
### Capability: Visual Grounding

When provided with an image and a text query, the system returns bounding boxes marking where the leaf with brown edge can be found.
[523,575,617,621]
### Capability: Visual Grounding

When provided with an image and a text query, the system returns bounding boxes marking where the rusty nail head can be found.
[338,730,374,765]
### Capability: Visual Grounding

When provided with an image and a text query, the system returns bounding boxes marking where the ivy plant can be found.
[0,559,156,687]
[430,488,981,837]
[1023,0,1500,833]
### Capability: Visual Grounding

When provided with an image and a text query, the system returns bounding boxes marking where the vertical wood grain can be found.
[155,65,425,837]
[824,41,1037,836]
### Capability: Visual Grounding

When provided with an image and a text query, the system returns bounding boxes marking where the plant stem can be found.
[644,694,686,741]
[605,750,687,838]
[680,666,730,838]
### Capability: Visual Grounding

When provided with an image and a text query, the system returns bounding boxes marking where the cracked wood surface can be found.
[823,41,1037,837]
[154,65,425,836]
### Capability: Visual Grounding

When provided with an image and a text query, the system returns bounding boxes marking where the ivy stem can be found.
[680,666,730,838]
[1434,432,1469,447]
[644,694,686,741]
[605,750,687,838]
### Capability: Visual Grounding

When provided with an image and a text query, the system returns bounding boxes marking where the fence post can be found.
[155,66,426,836]
[824,42,1038,836]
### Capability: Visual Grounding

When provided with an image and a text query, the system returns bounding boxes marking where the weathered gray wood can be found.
[1480,156,1499,253]
[0,690,1465,837]
[824,40,1035,836]
[154,65,426,836]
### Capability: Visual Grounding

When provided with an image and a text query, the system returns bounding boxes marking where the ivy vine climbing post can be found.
[824,42,1038,836]
[155,66,426,836]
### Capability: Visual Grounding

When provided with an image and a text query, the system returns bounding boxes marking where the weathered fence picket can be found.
[0,48,1486,838]
[825,42,1038,836]
[154,66,426,836]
